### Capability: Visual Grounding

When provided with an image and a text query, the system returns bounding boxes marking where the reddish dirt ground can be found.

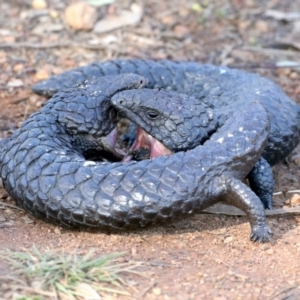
[1,0,300,299]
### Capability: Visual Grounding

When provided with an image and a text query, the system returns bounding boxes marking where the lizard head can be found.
[111,88,217,160]
[49,74,147,161]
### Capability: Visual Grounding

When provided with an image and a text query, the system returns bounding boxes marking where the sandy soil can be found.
[1,0,300,299]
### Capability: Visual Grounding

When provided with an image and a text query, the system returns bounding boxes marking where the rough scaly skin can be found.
[32,59,300,167]
[112,89,217,152]
[111,88,276,209]
[32,59,300,209]
[0,74,271,242]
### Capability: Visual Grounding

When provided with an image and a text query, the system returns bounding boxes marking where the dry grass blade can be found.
[0,246,145,299]
[203,203,300,216]
[0,200,24,211]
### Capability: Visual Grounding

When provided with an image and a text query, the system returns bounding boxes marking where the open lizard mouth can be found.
[122,127,173,162]
[100,123,173,163]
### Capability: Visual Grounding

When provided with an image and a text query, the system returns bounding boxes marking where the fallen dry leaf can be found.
[21,215,34,224]
[265,10,300,22]
[32,0,48,10]
[292,154,300,165]
[290,194,300,206]
[223,236,234,244]
[74,283,101,300]
[34,69,50,81]
[87,0,115,6]
[7,79,24,88]
[152,287,162,296]
[94,3,143,33]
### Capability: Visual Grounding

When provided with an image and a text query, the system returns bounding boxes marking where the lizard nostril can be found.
[119,99,124,105]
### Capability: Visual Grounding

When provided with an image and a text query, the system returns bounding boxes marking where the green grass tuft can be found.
[0,246,144,299]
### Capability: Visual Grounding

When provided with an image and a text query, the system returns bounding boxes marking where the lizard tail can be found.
[297,103,300,130]
[0,138,8,188]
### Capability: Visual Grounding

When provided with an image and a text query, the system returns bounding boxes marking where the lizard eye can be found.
[146,109,159,119]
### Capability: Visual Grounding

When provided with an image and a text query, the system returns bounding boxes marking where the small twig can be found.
[0,41,127,52]
[0,42,71,49]
[138,280,156,298]
[287,190,300,194]
[230,61,300,70]
[0,41,149,59]
[156,7,181,18]
[0,86,12,90]
[0,223,13,228]
[0,41,90,49]
[4,284,56,297]
[0,201,24,211]
[271,285,298,300]
[21,101,30,123]
[241,46,300,57]
[272,39,300,51]
[214,258,232,268]
[0,275,26,284]
[12,96,30,104]
[220,44,237,65]
[228,270,248,281]
[203,203,300,216]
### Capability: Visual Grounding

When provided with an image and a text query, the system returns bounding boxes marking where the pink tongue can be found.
[122,127,173,162]
[103,128,127,157]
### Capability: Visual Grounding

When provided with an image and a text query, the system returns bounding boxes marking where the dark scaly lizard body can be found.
[0,74,271,242]
[32,59,300,208]
[112,88,276,208]
[32,59,300,165]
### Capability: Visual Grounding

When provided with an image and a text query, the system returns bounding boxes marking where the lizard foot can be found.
[250,225,273,243]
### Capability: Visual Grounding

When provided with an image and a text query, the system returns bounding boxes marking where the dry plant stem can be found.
[0,200,24,211]
[241,46,300,58]
[0,41,127,52]
[203,203,300,216]
[0,248,145,298]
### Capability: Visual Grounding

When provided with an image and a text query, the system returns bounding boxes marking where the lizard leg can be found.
[221,176,273,243]
[247,157,274,209]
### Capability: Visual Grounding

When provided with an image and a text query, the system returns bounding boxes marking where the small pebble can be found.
[54,227,61,235]
[32,0,48,10]
[224,236,234,244]
[290,194,300,206]
[292,154,300,166]
[34,69,50,81]
[289,71,299,79]
[29,95,40,106]
[265,248,274,255]
[7,79,24,88]
[65,2,98,31]
[131,247,137,257]
[255,20,269,32]
[22,215,34,224]
[152,287,161,296]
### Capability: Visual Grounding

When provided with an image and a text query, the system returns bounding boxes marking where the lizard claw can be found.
[250,225,273,243]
